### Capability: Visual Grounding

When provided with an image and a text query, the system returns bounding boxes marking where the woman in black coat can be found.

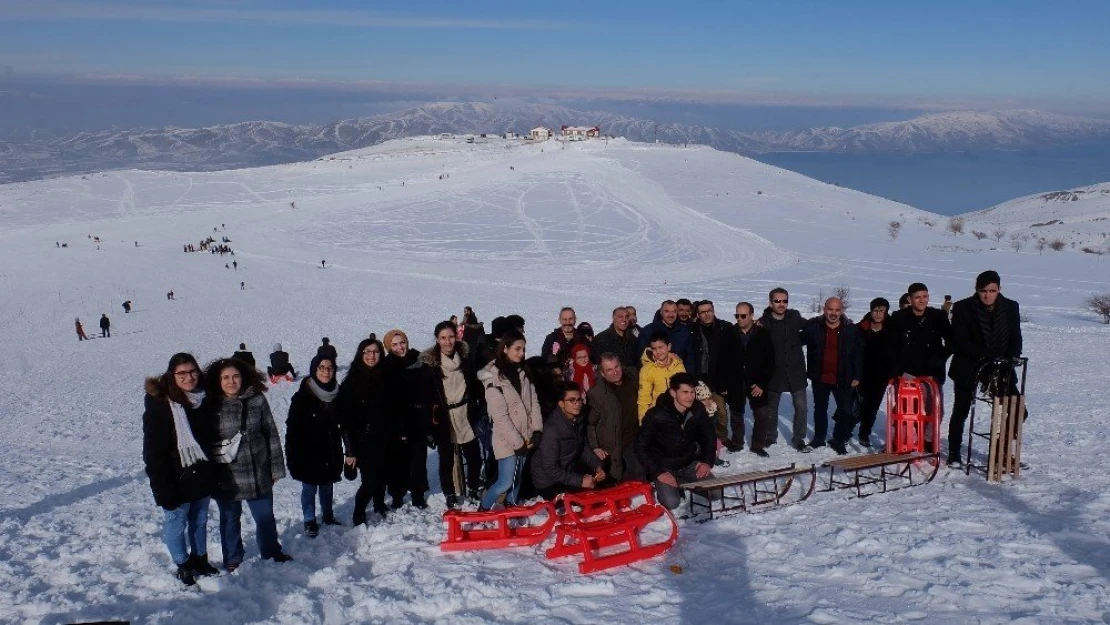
[382,329,432,509]
[142,352,218,586]
[286,354,342,537]
[338,337,390,524]
[856,298,896,446]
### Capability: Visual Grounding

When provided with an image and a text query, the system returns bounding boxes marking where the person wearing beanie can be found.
[856,297,895,447]
[268,343,297,383]
[232,343,256,368]
[947,270,1023,467]
[285,354,343,537]
[316,337,338,362]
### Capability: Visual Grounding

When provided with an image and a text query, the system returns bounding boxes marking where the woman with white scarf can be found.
[285,354,343,538]
[142,352,218,586]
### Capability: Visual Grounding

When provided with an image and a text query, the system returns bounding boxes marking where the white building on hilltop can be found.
[529,127,552,141]
[561,125,600,140]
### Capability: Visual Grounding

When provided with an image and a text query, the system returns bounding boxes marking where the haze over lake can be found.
[755,144,1110,215]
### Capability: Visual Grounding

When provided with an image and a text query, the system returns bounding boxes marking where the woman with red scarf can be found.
[565,343,597,394]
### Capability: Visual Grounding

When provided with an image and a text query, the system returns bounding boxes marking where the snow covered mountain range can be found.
[3,102,1110,184]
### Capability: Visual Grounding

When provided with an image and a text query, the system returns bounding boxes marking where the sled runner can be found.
[440,501,556,551]
[679,464,817,520]
[965,357,1028,482]
[546,499,678,574]
[822,451,939,497]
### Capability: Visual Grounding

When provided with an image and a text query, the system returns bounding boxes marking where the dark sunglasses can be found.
[773,299,788,304]
[734,313,750,319]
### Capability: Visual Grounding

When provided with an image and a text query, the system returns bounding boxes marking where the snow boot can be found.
[175,564,197,587]
[187,553,219,577]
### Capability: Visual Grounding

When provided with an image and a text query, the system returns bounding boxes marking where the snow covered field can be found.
[1,136,1108,624]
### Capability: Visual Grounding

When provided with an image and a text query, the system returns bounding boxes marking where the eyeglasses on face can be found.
[734,314,750,319]
[362,349,380,356]
[773,299,788,304]
[174,370,200,378]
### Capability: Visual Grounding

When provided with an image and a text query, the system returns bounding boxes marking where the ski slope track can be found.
[0,137,1108,624]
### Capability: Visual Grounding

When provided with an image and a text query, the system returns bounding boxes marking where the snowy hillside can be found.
[4,102,1110,184]
[1,138,1109,624]
[963,182,1110,253]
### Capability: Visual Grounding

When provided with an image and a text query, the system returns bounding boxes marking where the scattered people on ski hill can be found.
[240,281,244,290]
[99,314,111,338]
[321,260,326,269]
[267,343,297,383]
[564,343,597,394]
[338,337,390,523]
[75,318,88,341]
[316,337,338,362]
[420,321,483,509]
[888,282,951,387]
[204,358,291,570]
[637,300,694,371]
[382,329,430,509]
[232,261,238,270]
[531,381,605,500]
[637,331,687,421]
[285,354,343,538]
[122,300,132,314]
[634,373,716,510]
[478,330,543,511]
[541,307,587,365]
[947,270,1024,467]
[675,298,695,327]
[759,288,809,452]
[232,343,256,367]
[592,306,641,371]
[626,306,641,339]
[801,297,863,455]
[856,298,895,447]
[142,353,218,586]
[166,290,175,300]
[714,302,775,457]
[587,353,643,481]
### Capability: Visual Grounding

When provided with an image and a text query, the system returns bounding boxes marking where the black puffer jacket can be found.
[634,395,716,481]
[592,325,641,370]
[285,379,343,485]
[142,378,214,510]
[888,307,952,382]
[531,407,601,490]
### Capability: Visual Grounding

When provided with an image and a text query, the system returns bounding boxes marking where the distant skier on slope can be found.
[99,314,111,338]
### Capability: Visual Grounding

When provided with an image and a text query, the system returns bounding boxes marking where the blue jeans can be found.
[300,482,334,522]
[162,497,210,566]
[480,456,525,510]
[216,494,282,565]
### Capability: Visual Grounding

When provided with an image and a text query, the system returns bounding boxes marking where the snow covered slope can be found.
[963,182,1110,253]
[1,138,1109,624]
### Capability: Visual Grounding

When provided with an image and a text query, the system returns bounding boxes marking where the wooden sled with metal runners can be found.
[680,464,818,520]
[822,451,940,498]
[965,357,1029,482]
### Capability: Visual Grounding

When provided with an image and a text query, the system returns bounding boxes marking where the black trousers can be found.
[857,381,888,440]
[436,437,482,498]
[353,463,387,520]
[386,439,428,502]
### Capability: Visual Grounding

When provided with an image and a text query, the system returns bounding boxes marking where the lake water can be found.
[754,144,1110,215]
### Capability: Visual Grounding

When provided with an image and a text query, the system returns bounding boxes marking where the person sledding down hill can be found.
[268,344,298,383]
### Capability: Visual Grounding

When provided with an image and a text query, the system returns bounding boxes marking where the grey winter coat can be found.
[585,369,638,481]
[210,389,286,501]
[759,308,808,392]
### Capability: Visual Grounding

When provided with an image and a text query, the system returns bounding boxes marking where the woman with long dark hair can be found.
[142,353,218,586]
[338,336,389,524]
[205,358,291,570]
[420,320,483,509]
[285,354,343,537]
[477,330,543,510]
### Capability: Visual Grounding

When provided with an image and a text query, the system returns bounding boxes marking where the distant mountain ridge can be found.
[3,102,1110,184]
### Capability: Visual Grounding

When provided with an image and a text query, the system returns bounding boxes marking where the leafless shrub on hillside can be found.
[947,216,966,235]
[992,227,1007,242]
[888,220,902,241]
[1086,294,1110,324]
[972,230,988,240]
[833,285,851,312]
[1010,237,1024,252]
[809,289,826,314]
[917,216,937,228]
[1035,237,1047,253]
[1049,239,1067,251]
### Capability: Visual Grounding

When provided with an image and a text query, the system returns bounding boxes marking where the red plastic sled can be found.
[546,503,679,574]
[440,501,556,552]
[560,481,656,523]
[886,377,942,455]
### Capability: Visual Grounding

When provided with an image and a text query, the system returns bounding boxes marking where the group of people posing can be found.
[143,269,1023,585]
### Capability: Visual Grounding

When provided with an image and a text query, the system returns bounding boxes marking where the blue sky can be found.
[1,0,1108,108]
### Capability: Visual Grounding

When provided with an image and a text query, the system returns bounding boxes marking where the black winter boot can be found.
[175,564,197,586]
[187,553,219,577]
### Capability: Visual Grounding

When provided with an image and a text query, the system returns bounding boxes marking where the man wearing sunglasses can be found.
[715,302,776,457]
[759,288,810,452]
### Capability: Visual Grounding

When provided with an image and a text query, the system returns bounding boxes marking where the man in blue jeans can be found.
[801,297,863,455]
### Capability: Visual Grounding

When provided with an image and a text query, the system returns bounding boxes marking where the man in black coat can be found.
[531,382,605,500]
[637,300,695,372]
[100,313,111,338]
[759,288,809,451]
[268,343,297,381]
[802,297,863,454]
[634,373,716,510]
[592,307,641,370]
[714,302,776,456]
[233,343,256,367]
[690,300,733,384]
[541,307,586,366]
[947,270,1023,466]
[887,282,951,384]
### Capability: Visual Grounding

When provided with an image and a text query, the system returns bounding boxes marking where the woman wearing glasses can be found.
[142,353,218,586]
[205,357,291,570]
[338,336,390,524]
[285,354,343,538]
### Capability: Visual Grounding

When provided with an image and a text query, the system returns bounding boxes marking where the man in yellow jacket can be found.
[638,330,686,421]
